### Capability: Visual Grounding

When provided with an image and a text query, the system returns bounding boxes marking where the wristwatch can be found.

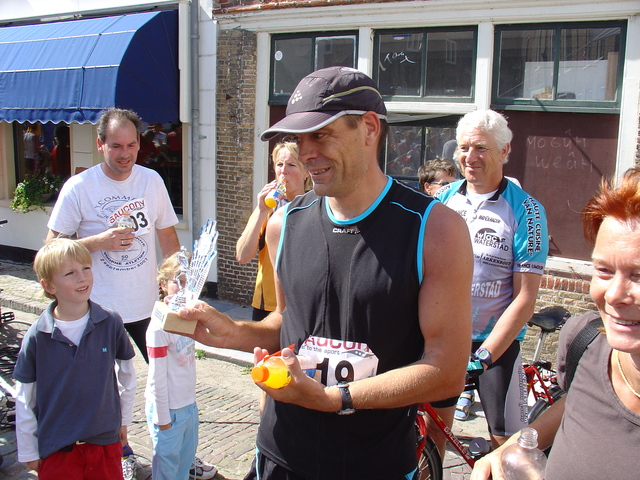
[474,347,493,369]
[336,382,355,415]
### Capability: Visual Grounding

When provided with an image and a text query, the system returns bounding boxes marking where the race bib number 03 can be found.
[299,336,379,387]
[108,197,152,236]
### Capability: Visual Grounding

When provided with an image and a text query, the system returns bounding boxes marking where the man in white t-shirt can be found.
[47,108,180,362]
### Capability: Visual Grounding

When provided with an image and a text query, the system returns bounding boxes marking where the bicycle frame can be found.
[417,402,476,468]
[524,362,558,405]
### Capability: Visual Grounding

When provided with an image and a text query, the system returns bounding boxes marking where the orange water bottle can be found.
[251,355,291,388]
[251,347,318,389]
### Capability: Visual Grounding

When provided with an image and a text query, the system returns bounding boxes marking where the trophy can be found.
[152,220,218,335]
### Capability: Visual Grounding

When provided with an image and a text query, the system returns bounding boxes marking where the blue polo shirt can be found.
[14,300,135,459]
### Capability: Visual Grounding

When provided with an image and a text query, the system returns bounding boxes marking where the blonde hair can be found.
[34,239,92,299]
[157,251,190,300]
[271,141,312,191]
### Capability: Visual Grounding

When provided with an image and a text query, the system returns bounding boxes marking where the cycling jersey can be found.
[437,178,548,341]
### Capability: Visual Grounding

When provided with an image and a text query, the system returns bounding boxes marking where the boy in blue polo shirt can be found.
[13,238,137,479]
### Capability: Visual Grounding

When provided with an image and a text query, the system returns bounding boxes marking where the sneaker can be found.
[189,456,218,479]
[122,455,140,480]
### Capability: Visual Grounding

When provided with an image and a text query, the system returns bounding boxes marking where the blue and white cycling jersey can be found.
[437,178,549,342]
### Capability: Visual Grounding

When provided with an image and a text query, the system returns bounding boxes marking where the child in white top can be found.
[145,253,216,480]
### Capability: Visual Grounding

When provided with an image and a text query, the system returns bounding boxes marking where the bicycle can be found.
[415,306,571,479]
[524,306,570,423]
[415,359,487,480]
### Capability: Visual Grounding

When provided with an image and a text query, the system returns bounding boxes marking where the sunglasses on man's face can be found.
[430,181,450,187]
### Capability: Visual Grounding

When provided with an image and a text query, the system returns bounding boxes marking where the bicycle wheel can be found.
[416,436,443,480]
[527,386,564,423]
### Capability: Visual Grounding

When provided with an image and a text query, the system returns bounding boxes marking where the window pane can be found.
[385,126,424,177]
[273,37,313,96]
[558,27,620,100]
[315,36,356,70]
[140,121,183,214]
[497,29,555,99]
[425,31,474,97]
[14,122,68,183]
[377,33,423,96]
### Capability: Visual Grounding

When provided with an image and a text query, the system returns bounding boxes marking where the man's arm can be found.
[477,271,541,364]
[46,227,135,253]
[156,225,180,258]
[255,202,473,412]
[177,207,283,353]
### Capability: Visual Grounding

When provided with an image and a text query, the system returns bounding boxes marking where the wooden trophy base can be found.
[152,301,196,335]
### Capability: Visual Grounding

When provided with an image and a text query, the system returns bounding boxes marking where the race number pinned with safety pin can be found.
[108,197,152,236]
[299,336,379,386]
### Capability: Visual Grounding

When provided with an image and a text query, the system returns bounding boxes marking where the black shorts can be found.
[429,341,528,436]
[244,450,419,480]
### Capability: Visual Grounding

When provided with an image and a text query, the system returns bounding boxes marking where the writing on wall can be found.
[526,132,592,172]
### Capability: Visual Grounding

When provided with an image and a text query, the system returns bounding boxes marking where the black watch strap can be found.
[337,382,355,415]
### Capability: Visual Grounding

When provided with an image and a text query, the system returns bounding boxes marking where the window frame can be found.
[269,31,359,105]
[373,26,478,103]
[492,21,626,113]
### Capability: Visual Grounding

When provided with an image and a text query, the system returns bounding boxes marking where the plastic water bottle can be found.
[117,214,135,229]
[500,427,547,480]
[264,183,286,209]
[251,354,317,389]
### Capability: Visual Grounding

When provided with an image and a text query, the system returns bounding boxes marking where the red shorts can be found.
[39,441,123,480]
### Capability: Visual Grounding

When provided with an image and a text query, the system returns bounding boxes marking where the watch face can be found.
[477,349,490,361]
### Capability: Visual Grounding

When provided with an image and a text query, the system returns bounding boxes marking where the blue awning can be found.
[0,10,178,124]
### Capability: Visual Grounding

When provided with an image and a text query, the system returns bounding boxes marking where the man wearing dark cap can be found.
[180,67,473,479]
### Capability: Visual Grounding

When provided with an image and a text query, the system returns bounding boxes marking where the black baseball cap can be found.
[260,66,387,141]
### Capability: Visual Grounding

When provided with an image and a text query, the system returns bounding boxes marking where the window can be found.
[381,117,460,189]
[494,22,625,110]
[270,33,357,104]
[374,28,476,101]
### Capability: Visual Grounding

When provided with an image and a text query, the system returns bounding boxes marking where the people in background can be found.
[433,109,549,455]
[417,157,458,195]
[50,125,71,180]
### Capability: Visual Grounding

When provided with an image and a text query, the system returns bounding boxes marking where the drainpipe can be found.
[190,0,201,242]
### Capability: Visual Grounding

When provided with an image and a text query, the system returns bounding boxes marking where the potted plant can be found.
[10,173,63,213]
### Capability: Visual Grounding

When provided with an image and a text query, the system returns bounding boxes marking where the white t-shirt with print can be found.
[48,164,178,323]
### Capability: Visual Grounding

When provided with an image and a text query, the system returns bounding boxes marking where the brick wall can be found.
[216,28,260,305]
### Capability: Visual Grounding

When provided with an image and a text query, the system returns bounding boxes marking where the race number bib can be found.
[108,197,152,236]
[299,336,379,387]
